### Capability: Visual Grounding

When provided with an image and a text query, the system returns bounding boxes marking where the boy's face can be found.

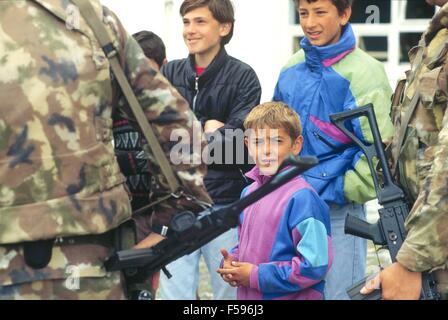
[246,127,304,176]
[298,0,351,47]
[182,6,231,56]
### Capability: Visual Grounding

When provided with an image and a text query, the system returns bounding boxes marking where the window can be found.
[405,1,435,19]
[358,36,388,62]
[400,33,422,63]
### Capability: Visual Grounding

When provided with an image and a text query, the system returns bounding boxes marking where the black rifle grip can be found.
[346,276,382,300]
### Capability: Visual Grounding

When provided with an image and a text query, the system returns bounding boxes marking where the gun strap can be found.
[392,78,407,108]
[71,0,181,195]
[392,92,420,176]
[391,45,425,176]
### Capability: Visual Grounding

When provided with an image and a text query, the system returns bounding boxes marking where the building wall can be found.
[101,0,433,102]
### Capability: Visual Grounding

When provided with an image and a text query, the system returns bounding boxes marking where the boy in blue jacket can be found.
[273,0,394,299]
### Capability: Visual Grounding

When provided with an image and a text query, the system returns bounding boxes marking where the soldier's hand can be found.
[133,234,164,296]
[361,262,422,300]
[134,233,166,249]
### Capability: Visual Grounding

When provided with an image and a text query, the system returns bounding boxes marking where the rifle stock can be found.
[330,104,440,300]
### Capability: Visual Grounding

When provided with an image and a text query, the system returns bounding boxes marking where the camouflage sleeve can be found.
[104,8,212,228]
[397,115,448,273]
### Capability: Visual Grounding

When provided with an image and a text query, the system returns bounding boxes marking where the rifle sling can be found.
[392,92,420,176]
[71,0,181,194]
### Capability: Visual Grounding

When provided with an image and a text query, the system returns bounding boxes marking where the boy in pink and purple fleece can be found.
[217,102,333,300]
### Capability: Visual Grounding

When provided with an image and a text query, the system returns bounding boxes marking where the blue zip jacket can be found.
[273,24,394,205]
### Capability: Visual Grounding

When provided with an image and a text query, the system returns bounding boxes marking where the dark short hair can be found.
[180,0,235,46]
[133,31,166,68]
[294,0,353,16]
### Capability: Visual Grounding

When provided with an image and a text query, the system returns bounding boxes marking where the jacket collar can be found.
[186,47,229,90]
[245,165,295,186]
[300,24,356,71]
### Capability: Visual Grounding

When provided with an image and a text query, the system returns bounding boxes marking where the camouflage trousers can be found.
[0,271,125,300]
[0,242,126,300]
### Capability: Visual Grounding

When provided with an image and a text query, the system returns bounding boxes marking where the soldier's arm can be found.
[105,8,212,230]
[397,122,448,273]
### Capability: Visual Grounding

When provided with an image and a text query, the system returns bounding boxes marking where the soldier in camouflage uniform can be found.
[0,0,211,299]
[362,0,448,300]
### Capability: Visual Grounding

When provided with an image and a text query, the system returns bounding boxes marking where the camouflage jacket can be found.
[391,4,448,273]
[0,0,211,288]
[0,1,210,246]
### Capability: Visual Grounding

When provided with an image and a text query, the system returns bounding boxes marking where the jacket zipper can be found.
[313,131,339,150]
[313,131,355,163]
[192,76,199,112]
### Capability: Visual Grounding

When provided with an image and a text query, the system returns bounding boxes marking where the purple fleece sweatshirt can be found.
[228,166,333,300]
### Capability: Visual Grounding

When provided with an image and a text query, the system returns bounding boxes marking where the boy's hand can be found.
[204,120,225,133]
[219,249,235,284]
[217,261,255,288]
[221,249,234,268]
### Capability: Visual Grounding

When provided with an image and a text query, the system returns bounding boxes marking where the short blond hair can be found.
[244,102,302,141]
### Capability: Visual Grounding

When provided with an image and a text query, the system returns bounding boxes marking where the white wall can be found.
[101,0,292,102]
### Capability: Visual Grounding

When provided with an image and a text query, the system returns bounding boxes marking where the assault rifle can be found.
[330,104,440,300]
[105,156,318,300]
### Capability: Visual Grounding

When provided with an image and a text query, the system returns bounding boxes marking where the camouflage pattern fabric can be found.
[0,0,211,298]
[0,243,124,300]
[389,3,448,288]
[0,276,124,300]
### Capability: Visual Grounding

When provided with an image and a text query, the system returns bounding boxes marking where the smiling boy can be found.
[217,102,332,300]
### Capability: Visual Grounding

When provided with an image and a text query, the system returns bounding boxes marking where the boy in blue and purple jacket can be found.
[217,102,333,300]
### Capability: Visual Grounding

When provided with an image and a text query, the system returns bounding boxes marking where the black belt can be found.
[23,225,129,270]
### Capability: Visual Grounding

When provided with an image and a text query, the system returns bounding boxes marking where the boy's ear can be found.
[341,6,352,26]
[292,135,304,155]
[219,22,232,38]
[244,136,249,148]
